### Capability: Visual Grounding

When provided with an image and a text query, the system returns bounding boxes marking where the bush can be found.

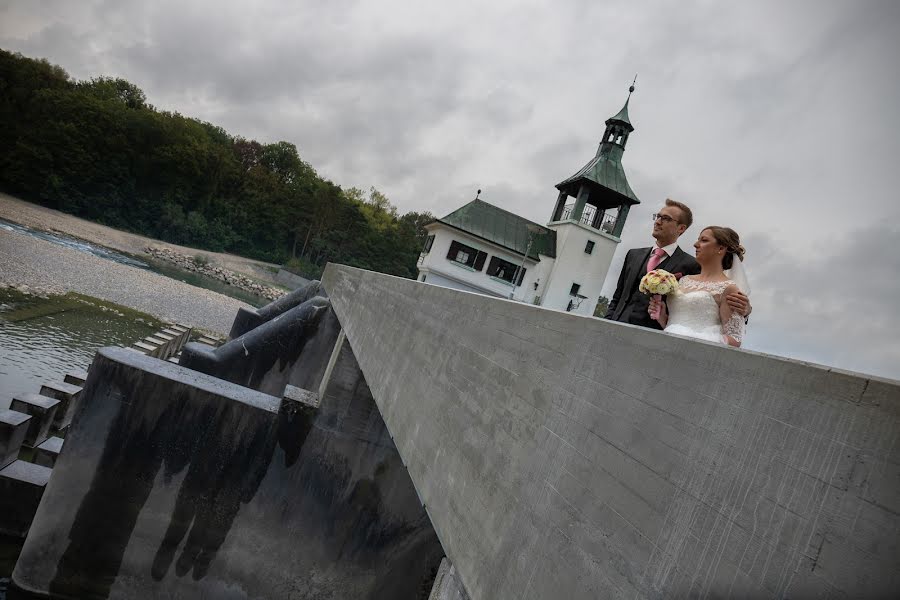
[284,256,322,279]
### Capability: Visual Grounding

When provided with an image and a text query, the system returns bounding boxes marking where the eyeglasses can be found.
[652,213,679,224]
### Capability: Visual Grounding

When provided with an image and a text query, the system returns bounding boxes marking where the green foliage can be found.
[593,295,610,317]
[284,256,323,279]
[192,254,209,267]
[0,49,435,279]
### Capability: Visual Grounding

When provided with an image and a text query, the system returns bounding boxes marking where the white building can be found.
[417,87,641,317]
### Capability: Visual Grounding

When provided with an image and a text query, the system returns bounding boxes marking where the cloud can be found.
[1,0,899,378]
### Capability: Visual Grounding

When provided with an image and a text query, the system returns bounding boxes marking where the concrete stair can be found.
[9,393,60,448]
[131,322,192,359]
[33,436,64,468]
[39,381,83,431]
[0,459,53,537]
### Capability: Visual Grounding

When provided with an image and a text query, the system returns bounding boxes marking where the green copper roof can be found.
[556,145,640,205]
[436,199,556,259]
[608,97,632,127]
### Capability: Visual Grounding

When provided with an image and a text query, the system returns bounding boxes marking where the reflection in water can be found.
[0,289,160,410]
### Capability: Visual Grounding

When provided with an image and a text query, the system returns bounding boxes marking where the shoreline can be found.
[0,192,281,285]
[0,224,249,335]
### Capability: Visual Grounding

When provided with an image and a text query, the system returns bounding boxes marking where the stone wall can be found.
[322,264,900,600]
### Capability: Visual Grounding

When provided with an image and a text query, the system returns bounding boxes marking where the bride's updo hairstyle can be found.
[703,226,745,269]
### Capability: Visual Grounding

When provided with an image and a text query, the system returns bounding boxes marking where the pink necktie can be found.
[647,247,666,273]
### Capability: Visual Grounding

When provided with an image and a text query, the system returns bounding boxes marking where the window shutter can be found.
[446,240,461,260]
[424,235,435,252]
[473,251,487,271]
[487,256,500,276]
[516,268,526,286]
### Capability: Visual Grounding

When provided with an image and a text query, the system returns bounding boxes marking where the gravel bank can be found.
[0,228,248,335]
[0,192,280,284]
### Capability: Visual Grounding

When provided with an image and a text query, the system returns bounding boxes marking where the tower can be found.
[539,81,642,315]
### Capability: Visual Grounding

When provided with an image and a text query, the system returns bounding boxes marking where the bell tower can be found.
[539,80,642,315]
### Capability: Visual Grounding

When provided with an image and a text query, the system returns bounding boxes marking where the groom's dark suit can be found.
[606,245,700,330]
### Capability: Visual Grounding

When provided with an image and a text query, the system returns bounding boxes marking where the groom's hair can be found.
[665,199,693,229]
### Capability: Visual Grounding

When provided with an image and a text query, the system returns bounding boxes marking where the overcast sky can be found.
[2,0,899,379]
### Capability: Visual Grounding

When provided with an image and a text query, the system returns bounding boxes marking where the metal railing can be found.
[559,205,618,234]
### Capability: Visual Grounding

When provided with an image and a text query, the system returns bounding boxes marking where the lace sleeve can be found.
[723,311,745,343]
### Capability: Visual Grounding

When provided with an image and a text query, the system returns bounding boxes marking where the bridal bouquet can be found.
[641,269,680,323]
[639,269,680,296]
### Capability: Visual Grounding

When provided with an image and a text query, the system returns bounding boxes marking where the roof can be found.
[555,144,640,205]
[436,199,556,260]
[607,97,633,128]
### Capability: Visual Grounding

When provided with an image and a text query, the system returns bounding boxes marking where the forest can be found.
[0,49,433,279]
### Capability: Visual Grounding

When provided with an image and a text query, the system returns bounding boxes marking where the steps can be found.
[0,322,207,539]
[130,322,192,360]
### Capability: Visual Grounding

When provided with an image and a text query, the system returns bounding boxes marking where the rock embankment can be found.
[146,247,286,302]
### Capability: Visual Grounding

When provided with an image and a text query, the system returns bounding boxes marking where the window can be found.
[423,235,435,253]
[446,240,487,270]
[488,256,525,285]
[585,240,595,254]
[569,283,581,296]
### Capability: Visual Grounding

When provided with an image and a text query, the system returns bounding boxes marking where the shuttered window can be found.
[446,240,487,270]
[487,256,525,285]
[423,235,435,253]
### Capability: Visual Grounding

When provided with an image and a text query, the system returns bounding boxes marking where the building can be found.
[416,85,641,316]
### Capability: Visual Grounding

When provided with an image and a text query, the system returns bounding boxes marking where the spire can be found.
[554,78,641,208]
[608,76,636,127]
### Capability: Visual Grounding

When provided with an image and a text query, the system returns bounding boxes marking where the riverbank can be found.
[0,226,247,335]
[0,193,280,285]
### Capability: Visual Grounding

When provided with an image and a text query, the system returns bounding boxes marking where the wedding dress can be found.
[664,276,745,345]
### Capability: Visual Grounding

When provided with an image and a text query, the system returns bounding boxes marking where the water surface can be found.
[0,288,161,410]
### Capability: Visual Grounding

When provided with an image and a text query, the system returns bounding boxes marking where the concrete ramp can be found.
[322,264,900,599]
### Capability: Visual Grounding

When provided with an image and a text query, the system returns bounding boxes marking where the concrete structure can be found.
[1,409,31,469]
[428,559,471,600]
[228,279,325,340]
[322,264,900,599]
[10,393,60,448]
[181,292,340,398]
[39,381,82,430]
[274,267,310,290]
[13,340,442,598]
[0,459,52,538]
[63,370,88,386]
[131,323,191,360]
[33,436,64,468]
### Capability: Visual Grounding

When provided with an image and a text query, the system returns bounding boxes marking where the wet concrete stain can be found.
[35,343,443,599]
[46,356,312,598]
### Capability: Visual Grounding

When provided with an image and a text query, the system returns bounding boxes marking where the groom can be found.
[605,198,749,329]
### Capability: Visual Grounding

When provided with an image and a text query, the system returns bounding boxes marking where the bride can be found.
[648,226,748,347]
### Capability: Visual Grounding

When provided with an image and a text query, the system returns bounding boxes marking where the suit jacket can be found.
[606,245,700,330]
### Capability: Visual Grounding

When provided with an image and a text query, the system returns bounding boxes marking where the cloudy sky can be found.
[2,0,899,379]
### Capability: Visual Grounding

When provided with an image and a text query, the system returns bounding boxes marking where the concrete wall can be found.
[322,264,900,600]
[13,346,443,599]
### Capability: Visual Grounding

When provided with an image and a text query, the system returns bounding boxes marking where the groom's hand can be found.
[726,291,751,317]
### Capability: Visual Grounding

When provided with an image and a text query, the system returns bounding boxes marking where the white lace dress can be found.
[665,276,745,345]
